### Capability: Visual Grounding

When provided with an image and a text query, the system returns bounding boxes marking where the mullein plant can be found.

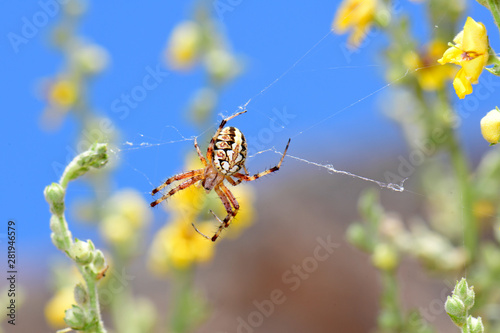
[147,6,256,332]
[44,143,109,333]
[165,7,241,126]
[445,278,484,333]
[41,1,156,332]
[334,0,500,331]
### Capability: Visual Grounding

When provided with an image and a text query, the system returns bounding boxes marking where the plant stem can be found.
[56,214,72,250]
[83,272,107,333]
[436,89,477,261]
[379,271,403,332]
[447,130,477,261]
[45,144,109,333]
[486,0,500,34]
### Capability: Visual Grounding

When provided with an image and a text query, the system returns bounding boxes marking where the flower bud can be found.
[64,305,87,330]
[49,215,62,234]
[346,223,370,251]
[480,108,500,145]
[467,316,484,333]
[204,49,240,84]
[51,232,69,251]
[83,142,108,164]
[74,283,88,306]
[91,250,107,277]
[372,243,399,271]
[67,143,108,182]
[70,239,94,265]
[453,278,475,310]
[73,45,109,75]
[44,183,65,215]
[445,296,466,327]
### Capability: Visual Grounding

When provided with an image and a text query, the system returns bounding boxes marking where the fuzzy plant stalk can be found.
[482,0,500,34]
[44,143,109,333]
[445,278,484,333]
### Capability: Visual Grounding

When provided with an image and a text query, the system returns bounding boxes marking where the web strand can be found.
[120,26,439,193]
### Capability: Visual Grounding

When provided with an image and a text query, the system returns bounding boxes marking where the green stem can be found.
[83,272,107,333]
[486,0,500,34]
[447,131,477,261]
[379,271,403,332]
[56,214,72,251]
[45,144,109,333]
[436,89,477,261]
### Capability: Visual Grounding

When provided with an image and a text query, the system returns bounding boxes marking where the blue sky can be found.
[1,0,499,273]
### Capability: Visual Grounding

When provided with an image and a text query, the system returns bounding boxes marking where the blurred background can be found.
[1,0,500,332]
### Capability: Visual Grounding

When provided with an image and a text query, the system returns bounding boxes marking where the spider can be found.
[150,110,291,241]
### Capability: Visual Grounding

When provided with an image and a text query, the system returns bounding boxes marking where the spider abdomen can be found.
[212,126,247,175]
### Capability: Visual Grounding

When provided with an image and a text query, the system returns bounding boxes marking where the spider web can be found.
[110,4,480,282]
[109,1,486,210]
[114,27,426,194]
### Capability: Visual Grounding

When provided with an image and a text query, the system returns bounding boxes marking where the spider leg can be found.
[151,169,204,195]
[194,137,207,166]
[233,138,291,182]
[191,223,212,240]
[191,210,225,240]
[225,176,243,186]
[198,184,240,241]
[150,175,202,207]
[206,110,247,164]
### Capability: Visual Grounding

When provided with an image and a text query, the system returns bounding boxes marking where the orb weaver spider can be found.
[150,110,291,241]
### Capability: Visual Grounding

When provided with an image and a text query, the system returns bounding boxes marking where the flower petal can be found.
[462,54,488,83]
[453,68,473,99]
[438,46,462,65]
[462,17,488,55]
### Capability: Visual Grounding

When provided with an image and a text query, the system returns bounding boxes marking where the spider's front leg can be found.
[194,137,207,166]
[150,173,203,207]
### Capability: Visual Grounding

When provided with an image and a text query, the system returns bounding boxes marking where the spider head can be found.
[201,166,224,192]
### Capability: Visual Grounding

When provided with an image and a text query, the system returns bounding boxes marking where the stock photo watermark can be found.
[234,235,340,333]
[408,280,455,332]
[212,0,245,22]
[110,64,170,120]
[98,267,135,306]
[384,74,500,184]
[51,63,169,176]
[7,0,69,54]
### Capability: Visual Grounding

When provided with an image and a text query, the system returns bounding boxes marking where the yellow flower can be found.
[166,21,201,70]
[372,243,399,271]
[100,189,152,246]
[438,17,489,99]
[480,108,500,144]
[332,0,376,47]
[405,40,456,91]
[474,199,496,220]
[49,79,78,108]
[148,218,215,274]
[45,287,74,328]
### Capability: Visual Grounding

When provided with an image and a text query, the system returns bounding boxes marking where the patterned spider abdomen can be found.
[213,126,247,175]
